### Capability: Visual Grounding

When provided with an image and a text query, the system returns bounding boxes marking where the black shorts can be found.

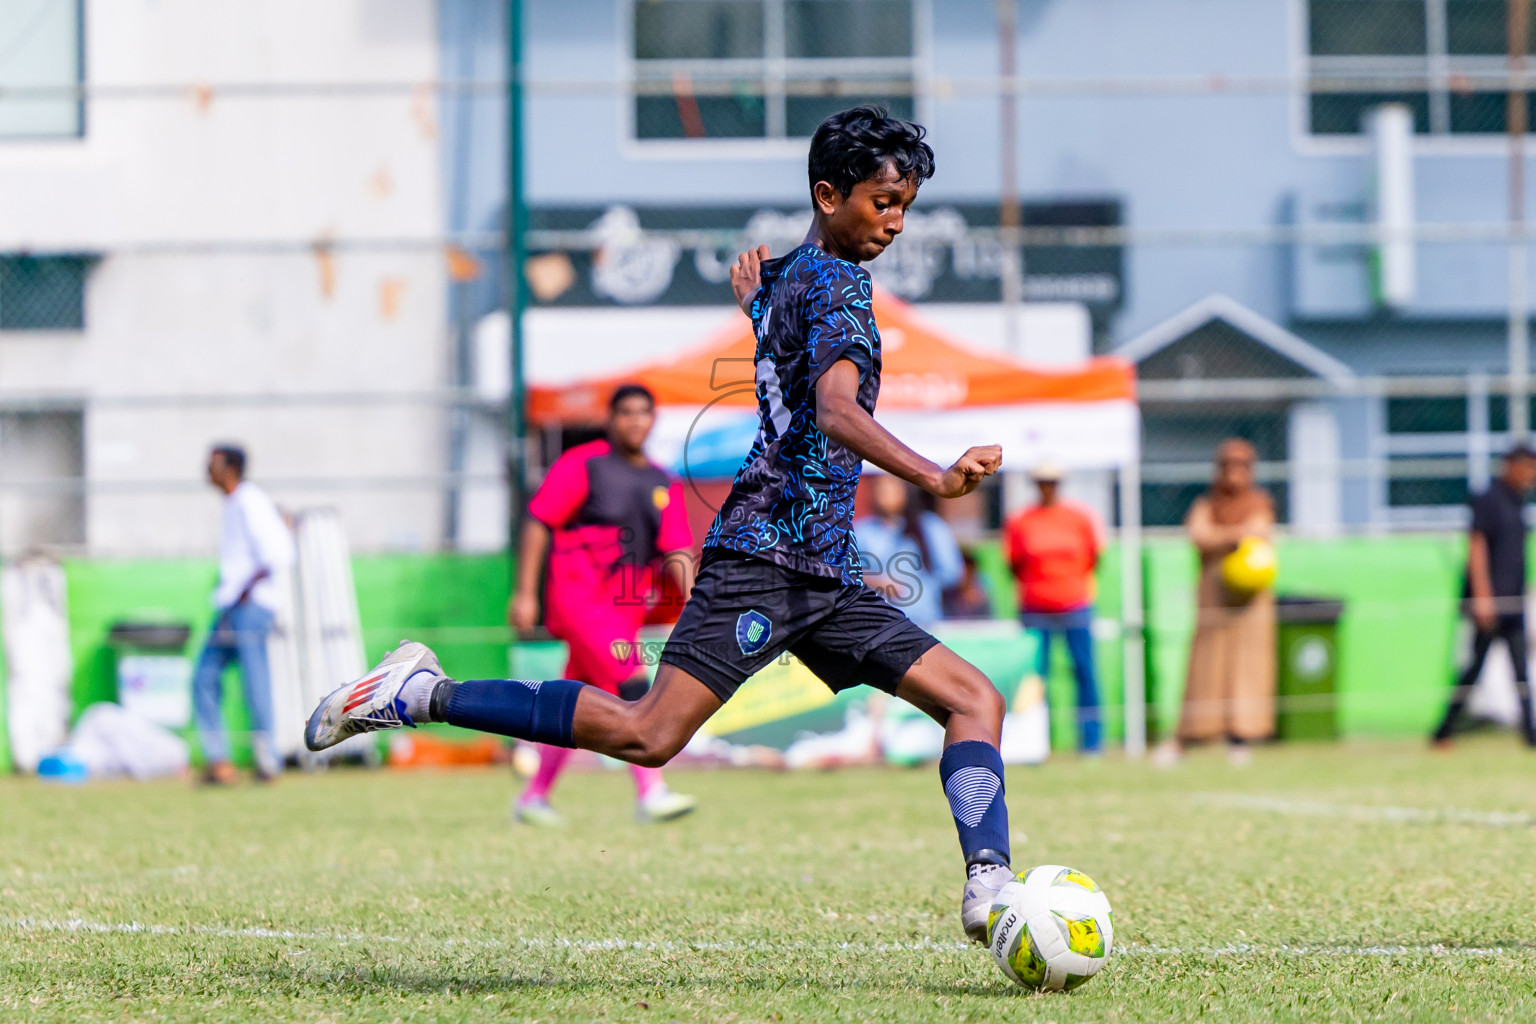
[659,552,941,702]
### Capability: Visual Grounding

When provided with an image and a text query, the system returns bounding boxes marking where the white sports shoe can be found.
[635,786,698,823]
[305,640,446,751]
[961,862,1014,943]
[513,798,566,828]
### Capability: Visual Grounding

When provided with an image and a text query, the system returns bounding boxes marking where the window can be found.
[0,410,85,555]
[631,0,918,141]
[1138,412,1290,526]
[0,255,90,330]
[0,0,84,139]
[1306,0,1536,136]
[1386,395,1467,433]
[1379,394,1499,513]
[1487,393,1536,430]
[1310,0,1427,55]
[1386,456,1469,507]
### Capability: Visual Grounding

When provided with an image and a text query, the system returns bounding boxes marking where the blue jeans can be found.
[1023,606,1101,752]
[193,601,275,766]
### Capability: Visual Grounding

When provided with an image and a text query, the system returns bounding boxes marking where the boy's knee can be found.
[976,678,1007,723]
[949,667,1005,724]
[631,746,670,769]
[639,723,691,767]
[630,734,684,768]
[612,710,688,768]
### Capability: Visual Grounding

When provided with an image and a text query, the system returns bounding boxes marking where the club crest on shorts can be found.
[735,609,773,656]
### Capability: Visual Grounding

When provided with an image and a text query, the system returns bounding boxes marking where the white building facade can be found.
[0,0,452,556]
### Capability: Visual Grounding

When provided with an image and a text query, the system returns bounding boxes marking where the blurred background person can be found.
[508,384,697,826]
[943,547,995,621]
[194,444,294,785]
[1003,462,1104,754]
[1157,439,1275,767]
[855,474,963,627]
[1432,444,1536,750]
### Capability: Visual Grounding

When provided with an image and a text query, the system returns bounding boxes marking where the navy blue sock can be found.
[938,740,1010,868]
[442,679,585,748]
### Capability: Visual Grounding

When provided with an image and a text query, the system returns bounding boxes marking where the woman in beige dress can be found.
[1155,439,1276,766]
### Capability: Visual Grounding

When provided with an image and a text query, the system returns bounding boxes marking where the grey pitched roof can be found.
[1114,294,1355,386]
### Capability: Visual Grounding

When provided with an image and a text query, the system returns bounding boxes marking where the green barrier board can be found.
[0,532,1503,773]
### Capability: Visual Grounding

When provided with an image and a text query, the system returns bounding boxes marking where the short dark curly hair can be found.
[609,383,655,412]
[808,104,935,200]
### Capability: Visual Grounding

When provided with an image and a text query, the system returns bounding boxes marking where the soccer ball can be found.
[1221,535,1278,596]
[986,864,1113,992]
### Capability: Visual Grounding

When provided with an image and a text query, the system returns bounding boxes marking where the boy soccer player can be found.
[306,105,1014,941]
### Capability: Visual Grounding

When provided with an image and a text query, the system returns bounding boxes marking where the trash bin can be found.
[108,621,193,729]
[1275,596,1344,741]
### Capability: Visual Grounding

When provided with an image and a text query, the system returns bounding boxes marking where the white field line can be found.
[4,917,1533,960]
[1196,794,1536,828]
[1117,942,1529,958]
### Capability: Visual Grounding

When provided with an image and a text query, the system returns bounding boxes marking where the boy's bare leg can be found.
[571,665,724,767]
[894,643,1006,747]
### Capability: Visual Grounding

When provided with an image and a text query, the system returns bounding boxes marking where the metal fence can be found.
[0,296,1522,561]
[5,0,1536,560]
[0,388,510,559]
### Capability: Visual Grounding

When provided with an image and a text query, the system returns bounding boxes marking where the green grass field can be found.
[4,739,1536,1023]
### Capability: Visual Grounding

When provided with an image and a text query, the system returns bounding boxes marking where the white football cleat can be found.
[513,797,566,828]
[961,862,1014,943]
[304,640,446,752]
[635,786,698,823]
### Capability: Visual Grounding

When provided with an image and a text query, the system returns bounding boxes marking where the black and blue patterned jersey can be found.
[703,244,881,584]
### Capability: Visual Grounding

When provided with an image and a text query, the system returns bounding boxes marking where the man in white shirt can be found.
[194,444,295,784]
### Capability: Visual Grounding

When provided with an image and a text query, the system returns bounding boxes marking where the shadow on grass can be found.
[231,959,1025,999]
[229,932,1536,1000]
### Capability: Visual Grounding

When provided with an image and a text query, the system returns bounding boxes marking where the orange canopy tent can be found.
[529,290,1135,424]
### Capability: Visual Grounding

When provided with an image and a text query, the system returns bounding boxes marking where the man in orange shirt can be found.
[1002,462,1104,753]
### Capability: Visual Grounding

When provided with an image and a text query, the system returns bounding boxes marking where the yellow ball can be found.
[1222,536,1277,596]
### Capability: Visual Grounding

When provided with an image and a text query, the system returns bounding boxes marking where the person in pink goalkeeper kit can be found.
[507,384,699,825]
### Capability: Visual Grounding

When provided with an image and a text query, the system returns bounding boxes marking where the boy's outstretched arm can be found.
[815,359,1001,498]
